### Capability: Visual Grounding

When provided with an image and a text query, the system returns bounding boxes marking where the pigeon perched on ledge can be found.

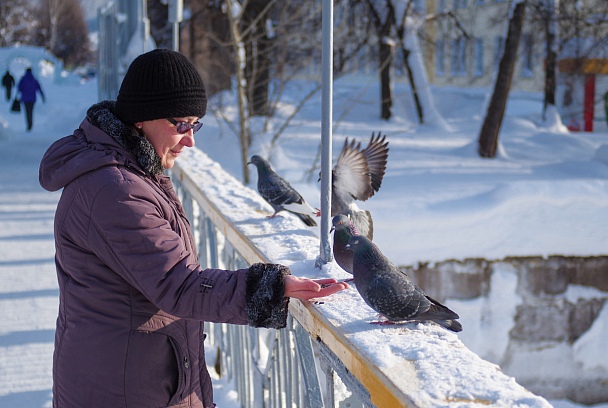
[330,132,389,240]
[330,214,359,274]
[346,235,462,332]
[248,155,318,227]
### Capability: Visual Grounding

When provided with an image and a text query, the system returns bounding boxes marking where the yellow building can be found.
[422,0,608,131]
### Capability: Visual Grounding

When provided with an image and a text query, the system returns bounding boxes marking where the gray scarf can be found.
[86,101,164,175]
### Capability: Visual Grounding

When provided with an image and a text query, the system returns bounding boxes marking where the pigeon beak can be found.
[330,226,335,233]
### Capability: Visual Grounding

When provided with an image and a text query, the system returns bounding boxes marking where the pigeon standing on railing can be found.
[329,132,389,240]
[346,235,462,332]
[248,155,318,227]
[330,214,359,274]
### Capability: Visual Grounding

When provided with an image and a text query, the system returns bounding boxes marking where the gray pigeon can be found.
[248,155,318,227]
[346,235,462,332]
[330,214,359,274]
[330,132,389,240]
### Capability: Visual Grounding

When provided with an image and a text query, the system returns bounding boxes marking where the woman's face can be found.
[136,117,199,169]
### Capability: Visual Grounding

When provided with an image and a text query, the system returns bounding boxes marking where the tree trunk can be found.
[185,0,232,97]
[478,1,526,158]
[225,0,251,183]
[543,16,557,120]
[380,40,393,120]
[242,0,271,117]
[402,47,424,124]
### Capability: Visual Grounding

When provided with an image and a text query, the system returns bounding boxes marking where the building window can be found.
[521,34,534,77]
[494,36,504,70]
[474,38,484,76]
[451,37,467,76]
[436,39,445,76]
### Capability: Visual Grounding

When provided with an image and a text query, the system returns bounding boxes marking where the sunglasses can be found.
[166,118,203,134]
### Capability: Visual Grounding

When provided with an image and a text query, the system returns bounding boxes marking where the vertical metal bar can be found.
[141,0,150,53]
[317,0,334,266]
[198,213,209,268]
[206,217,219,268]
[324,362,336,408]
[172,21,180,51]
[294,321,324,407]
[281,329,292,406]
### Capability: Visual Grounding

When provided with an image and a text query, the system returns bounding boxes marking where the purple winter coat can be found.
[18,69,44,103]
[39,101,290,408]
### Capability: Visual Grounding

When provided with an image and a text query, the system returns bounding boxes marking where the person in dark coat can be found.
[17,67,45,131]
[2,70,15,101]
[39,49,348,408]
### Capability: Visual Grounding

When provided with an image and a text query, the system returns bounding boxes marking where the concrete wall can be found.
[403,255,608,405]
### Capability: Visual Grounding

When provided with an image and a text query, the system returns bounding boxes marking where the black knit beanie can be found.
[115,49,207,124]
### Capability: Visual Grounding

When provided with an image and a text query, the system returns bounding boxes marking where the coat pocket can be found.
[125,330,189,407]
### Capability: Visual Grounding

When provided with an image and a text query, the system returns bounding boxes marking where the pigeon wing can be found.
[363,271,432,321]
[362,132,389,196]
[333,138,373,204]
[262,174,297,206]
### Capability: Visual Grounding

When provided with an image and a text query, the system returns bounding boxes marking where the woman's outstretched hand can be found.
[284,275,349,301]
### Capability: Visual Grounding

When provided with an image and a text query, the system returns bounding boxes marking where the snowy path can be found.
[0,116,60,407]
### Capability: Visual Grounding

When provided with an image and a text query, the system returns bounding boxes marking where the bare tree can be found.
[365,0,397,120]
[225,0,253,183]
[527,0,608,122]
[184,0,233,97]
[478,1,527,158]
[240,0,274,116]
[0,0,45,47]
[180,0,375,182]
[148,0,173,50]
[40,0,90,68]
[394,0,424,123]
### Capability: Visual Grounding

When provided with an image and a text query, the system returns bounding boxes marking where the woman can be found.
[39,49,347,408]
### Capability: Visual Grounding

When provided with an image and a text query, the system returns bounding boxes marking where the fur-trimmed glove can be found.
[245,263,291,329]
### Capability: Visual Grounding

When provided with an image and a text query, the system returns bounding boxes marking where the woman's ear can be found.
[135,122,143,129]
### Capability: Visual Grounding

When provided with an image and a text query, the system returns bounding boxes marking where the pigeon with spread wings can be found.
[248,155,318,227]
[330,132,388,239]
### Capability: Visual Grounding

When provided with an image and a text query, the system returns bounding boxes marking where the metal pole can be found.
[142,0,150,53]
[172,23,179,51]
[168,0,183,52]
[316,0,334,267]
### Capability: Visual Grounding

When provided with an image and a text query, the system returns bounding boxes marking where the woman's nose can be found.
[181,133,195,147]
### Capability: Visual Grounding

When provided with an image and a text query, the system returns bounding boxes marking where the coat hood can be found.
[39,101,164,192]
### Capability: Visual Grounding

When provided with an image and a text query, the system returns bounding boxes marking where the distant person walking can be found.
[17,67,45,131]
[2,70,15,101]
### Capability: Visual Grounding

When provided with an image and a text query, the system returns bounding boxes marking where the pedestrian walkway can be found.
[0,84,239,407]
[0,111,59,407]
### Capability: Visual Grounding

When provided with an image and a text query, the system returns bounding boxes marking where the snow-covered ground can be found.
[1,45,607,407]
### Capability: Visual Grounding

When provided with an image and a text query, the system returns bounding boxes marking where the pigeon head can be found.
[345,234,373,253]
[248,155,272,174]
[330,214,350,233]
[331,214,359,236]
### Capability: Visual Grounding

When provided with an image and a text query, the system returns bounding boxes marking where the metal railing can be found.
[171,149,412,408]
[170,148,550,408]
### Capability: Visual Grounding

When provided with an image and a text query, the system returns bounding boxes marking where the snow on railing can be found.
[171,147,552,408]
